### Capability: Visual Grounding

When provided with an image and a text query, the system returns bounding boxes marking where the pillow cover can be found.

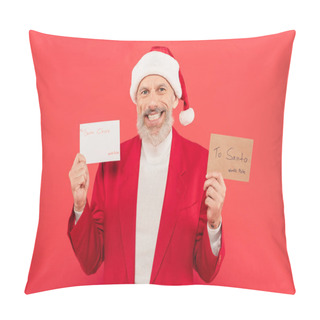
[25,30,295,294]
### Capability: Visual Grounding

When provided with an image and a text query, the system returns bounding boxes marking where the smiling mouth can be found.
[145,110,165,121]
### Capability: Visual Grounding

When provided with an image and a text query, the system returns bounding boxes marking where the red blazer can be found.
[68,127,225,284]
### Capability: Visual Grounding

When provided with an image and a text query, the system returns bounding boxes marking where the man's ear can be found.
[173,95,179,109]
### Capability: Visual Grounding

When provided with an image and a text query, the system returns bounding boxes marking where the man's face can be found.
[136,75,178,145]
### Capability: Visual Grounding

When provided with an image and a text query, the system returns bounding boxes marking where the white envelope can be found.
[80,120,120,164]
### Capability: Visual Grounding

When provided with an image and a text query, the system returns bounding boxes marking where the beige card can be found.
[207,134,254,182]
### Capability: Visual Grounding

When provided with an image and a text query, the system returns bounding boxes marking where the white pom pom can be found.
[179,108,195,126]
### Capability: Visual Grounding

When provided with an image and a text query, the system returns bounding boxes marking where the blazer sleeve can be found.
[193,191,225,283]
[67,163,105,275]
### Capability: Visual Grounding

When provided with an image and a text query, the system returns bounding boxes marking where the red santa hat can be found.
[130,46,195,126]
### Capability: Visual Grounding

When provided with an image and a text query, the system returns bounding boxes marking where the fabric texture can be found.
[25,30,296,294]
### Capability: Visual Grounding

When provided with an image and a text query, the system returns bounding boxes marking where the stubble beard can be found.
[137,109,174,146]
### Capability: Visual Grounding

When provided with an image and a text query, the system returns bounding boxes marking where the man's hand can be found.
[69,153,89,212]
[203,172,226,229]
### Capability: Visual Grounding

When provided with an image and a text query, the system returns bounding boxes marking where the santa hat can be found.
[130,46,195,126]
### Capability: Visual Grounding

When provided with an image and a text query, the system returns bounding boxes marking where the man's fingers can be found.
[205,196,216,209]
[206,185,217,200]
[204,178,219,192]
[72,174,87,189]
[206,172,225,185]
[69,164,86,178]
[204,171,226,194]
[73,153,86,166]
[206,171,221,179]
[206,186,223,203]
[73,154,80,166]
[203,176,221,191]
[72,166,87,178]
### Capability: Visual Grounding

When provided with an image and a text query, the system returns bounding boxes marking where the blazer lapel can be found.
[118,135,141,283]
[150,128,187,283]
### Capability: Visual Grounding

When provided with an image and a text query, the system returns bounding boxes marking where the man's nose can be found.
[148,90,159,108]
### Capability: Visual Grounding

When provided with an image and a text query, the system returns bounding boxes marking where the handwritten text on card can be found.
[207,134,254,182]
[80,120,120,164]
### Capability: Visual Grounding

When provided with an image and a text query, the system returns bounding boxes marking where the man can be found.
[68,46,226,284]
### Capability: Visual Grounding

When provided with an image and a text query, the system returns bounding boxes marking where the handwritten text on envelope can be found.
[80,120,120,164]
[207,134,254,182]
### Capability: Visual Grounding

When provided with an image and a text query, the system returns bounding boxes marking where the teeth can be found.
[148,112,161,121]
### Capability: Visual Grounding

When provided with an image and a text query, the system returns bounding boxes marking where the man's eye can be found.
[141,90,148,95]
[159,87,166,92]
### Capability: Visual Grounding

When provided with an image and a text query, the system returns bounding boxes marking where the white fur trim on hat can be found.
[179,107,195,126]
[130,51,182,103]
